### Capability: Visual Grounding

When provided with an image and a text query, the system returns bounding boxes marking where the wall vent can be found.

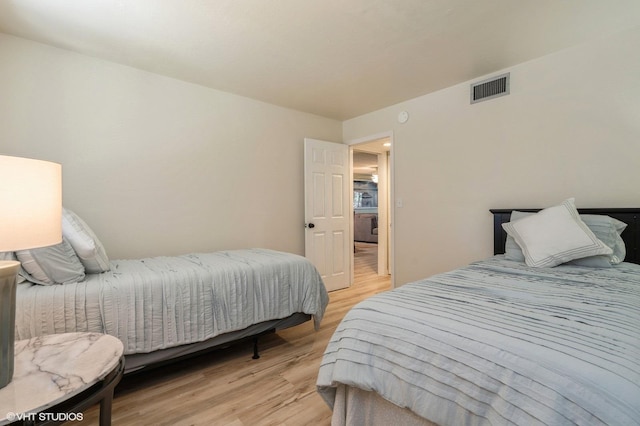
[471,73,510,104]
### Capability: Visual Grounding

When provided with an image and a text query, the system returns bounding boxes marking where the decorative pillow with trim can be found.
[502,199,612,268]
[505,211,626,267]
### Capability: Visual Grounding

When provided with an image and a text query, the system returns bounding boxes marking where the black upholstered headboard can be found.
[490,208,640,265]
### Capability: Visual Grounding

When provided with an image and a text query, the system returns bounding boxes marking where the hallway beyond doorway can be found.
[354,242,380,281]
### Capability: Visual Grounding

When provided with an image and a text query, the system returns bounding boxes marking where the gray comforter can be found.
[317,256,640,425]
[16,249,328,354]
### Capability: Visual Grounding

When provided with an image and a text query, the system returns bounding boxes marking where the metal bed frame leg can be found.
[252,328,277,359]
[252,336,260,359]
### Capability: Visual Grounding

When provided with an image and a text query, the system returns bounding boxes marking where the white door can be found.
[304,138,350,291]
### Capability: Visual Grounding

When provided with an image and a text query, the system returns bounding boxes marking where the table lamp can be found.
[0,155,62,389]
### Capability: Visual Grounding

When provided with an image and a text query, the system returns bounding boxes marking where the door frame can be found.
[346,131,395,288]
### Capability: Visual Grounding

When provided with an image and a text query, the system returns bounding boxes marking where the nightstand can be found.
[0,332,124,426]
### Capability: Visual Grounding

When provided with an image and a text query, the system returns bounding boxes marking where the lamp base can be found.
[0,260,19,389]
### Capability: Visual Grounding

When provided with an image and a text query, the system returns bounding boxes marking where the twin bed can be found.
[13,209,329,373]
[317,204,640,425]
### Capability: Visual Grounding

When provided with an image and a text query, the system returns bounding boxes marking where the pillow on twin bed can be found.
[16,238,86,285]
[62,208,110,273]
[505,211,627,267]
[3,208,109,285]
[502,199,613,268]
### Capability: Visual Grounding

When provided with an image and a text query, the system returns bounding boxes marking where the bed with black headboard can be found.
[317,205,640,426]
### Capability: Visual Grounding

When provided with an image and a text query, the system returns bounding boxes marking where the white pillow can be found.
[505,211,627,267]
[16,238,85,285]
[62,208,110,274]
[502,199,612,268]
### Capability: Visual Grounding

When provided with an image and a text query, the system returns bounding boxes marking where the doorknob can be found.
[305,223,315,229]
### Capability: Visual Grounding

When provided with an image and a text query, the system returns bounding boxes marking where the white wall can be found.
[2,27,639,281]
[344,27,640,285]
[0,34,342,259]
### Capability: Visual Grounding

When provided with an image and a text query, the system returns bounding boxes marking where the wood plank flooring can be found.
[73,243,390,426]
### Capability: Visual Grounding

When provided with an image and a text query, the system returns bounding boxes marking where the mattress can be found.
[317,256,640,425]
[16,248,329,355]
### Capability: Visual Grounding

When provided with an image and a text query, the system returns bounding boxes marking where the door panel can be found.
[304,138,350,291]
[332,230,345,274]
[332,175,344,216]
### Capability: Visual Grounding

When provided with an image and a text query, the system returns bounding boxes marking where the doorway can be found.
[350,136,392,285]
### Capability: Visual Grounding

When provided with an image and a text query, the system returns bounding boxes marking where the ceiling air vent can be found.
[471,73,510,104]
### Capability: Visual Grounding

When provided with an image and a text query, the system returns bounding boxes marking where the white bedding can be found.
[317,256,640,425]
[16,248,328,355]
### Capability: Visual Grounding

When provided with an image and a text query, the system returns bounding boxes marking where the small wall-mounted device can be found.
[397,111,409,123]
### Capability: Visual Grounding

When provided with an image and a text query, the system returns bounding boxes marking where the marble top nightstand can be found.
[0,332,124,426]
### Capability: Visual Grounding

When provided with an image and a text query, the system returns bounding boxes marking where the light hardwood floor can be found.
[75,243,390,426]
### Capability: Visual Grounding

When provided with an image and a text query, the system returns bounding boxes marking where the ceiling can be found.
[353,151,380,177]
[1,1,639,120]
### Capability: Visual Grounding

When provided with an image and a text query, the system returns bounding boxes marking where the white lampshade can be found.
[0,155,62,251]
